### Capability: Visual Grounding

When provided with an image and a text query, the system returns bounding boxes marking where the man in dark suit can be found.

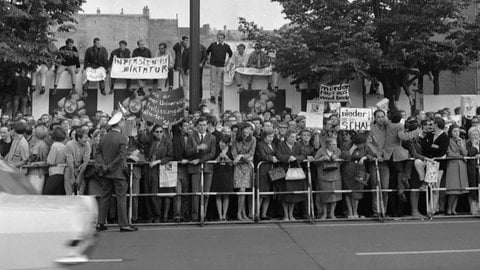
[186,116,216,221]
[95,112,137,232]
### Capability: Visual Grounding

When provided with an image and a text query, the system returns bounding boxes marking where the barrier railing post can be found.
[477,158,480,215]
[251,163,256,223]
[128,163,134,225]
[200,163,205,226]
[307,160,313,223]
[255,162,263,223]
[375,159,385,221]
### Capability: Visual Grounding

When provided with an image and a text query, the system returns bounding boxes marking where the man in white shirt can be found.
[232,44,249,93]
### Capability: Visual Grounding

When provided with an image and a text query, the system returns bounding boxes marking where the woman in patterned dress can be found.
[232,123,256,221]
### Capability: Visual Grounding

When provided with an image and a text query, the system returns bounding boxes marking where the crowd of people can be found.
[2,104,480,228]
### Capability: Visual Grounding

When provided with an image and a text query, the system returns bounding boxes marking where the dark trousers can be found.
[191,172,212,220]
[110,78,131,90]
[42,174,66,195]
[98,177,128,227]
[83,80,105,91]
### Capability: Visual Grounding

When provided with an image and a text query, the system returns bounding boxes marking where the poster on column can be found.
[111,56,169,79]
[85,67,106,81]
[142,87,184,126]
[305,100,324,129]
[339,107,373,131]
[318,84,350,102]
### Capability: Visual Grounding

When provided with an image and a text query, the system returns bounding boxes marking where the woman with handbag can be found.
[445,124,469,215]
[342,133,374,219]
[277,130,306,221]
[254,127,279,220]
[466,127,480,215]
[232,123,256,221]
[148,124,174,223]
[211,134,234,221]
[314,137,342,219]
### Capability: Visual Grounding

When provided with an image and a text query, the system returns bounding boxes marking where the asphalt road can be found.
[73,219,480,270]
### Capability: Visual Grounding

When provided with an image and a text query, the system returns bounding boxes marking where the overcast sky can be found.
[81,0,288,30]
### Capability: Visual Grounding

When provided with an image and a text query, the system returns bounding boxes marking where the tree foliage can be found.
[239,0,480,108]
[0,0,84,71]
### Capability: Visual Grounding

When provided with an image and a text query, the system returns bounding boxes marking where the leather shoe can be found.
[120,226,138,232]
[96,224,108,232]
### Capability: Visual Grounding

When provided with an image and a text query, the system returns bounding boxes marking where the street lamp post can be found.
[189,0,201,111]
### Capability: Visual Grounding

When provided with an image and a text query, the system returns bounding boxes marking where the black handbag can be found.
[268,166,286,182]
[354,164,370,186]
[323,161,338,171]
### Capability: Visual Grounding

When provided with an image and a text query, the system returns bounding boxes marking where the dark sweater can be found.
[59,45,81,68]
[84,46,109,68]
[206,42,232,67]
[132,47,152,58]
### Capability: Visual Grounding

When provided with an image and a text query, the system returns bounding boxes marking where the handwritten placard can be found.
[339,107,373,131]
[142,87,184,125]
[85,67,106,81]
[111,56,169,79]
[318,84,350,102]
[305,100,324,129]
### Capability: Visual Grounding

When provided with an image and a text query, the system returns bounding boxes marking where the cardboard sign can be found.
[339,107,373,131]
[142,87,184,126]
[85,67,106,81]
[318,84,350,102]
[235,67,273,76]
[305,100,324,129]
[111,56,169,79]
[461,95,476,120]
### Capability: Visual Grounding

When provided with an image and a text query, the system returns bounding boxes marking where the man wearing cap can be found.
[95,112,137,232]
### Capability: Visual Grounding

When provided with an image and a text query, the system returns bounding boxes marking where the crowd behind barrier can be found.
[4,104,479,227]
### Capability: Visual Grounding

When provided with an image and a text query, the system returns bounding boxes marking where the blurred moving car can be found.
[0,160,98,269]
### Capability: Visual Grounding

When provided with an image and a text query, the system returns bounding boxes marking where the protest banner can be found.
[318,84,350,102]
[142,87,184,126]
[461,95,476,120]
[305,100,324,129]
[339,107,373,131]
[111,56,169,79]
[235,67,273,76]
[85,67,106,81]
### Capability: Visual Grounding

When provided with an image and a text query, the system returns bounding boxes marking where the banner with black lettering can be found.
[235,67,273,76]
[142,87,184,126]
[339,107,373,131]
[318,84,350,102]
[111,56,169,79]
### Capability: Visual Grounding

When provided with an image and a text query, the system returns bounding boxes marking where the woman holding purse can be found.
[232,123,256,221]
[277,130,306,221]
[148,124,174,223]
[254,127,279,220]
[445,124,469,215]
[314,137,342,219]
[211,134,234,222]
[342,133,374,219]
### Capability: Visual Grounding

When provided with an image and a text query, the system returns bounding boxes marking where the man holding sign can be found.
[83,38,108,96]
[246,43,273,91]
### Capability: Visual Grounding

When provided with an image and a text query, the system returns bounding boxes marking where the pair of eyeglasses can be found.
[154,130,163,134]
[279,127,288,129]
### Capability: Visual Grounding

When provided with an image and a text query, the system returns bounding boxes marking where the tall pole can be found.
[189,0,201,111]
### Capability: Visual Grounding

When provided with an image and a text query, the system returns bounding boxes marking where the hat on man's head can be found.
[108,111,123,126]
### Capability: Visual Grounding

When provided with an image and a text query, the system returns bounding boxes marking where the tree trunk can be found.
[432,70,440,95]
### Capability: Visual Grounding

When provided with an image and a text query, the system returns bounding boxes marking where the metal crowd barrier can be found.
[18,155,480,226]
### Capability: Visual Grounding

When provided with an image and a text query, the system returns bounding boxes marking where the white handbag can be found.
[285,164,306,180]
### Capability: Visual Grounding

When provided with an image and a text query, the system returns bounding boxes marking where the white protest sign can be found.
[111,56,169,79]
[461,95,476,120]
[339,107,373,131]
[85,67,106,81]
[305,100,324,129]
[235,67,273,76]
[318,84,350,102]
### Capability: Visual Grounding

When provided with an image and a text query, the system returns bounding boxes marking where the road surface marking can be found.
[88,258,123,263]
[356,249,480,256]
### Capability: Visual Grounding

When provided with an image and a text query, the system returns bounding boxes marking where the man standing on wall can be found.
[132,40,152,96]
[83,38,109,96]
[206,32,232,104]
[109,40,131,95]
[174,36,189,98]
